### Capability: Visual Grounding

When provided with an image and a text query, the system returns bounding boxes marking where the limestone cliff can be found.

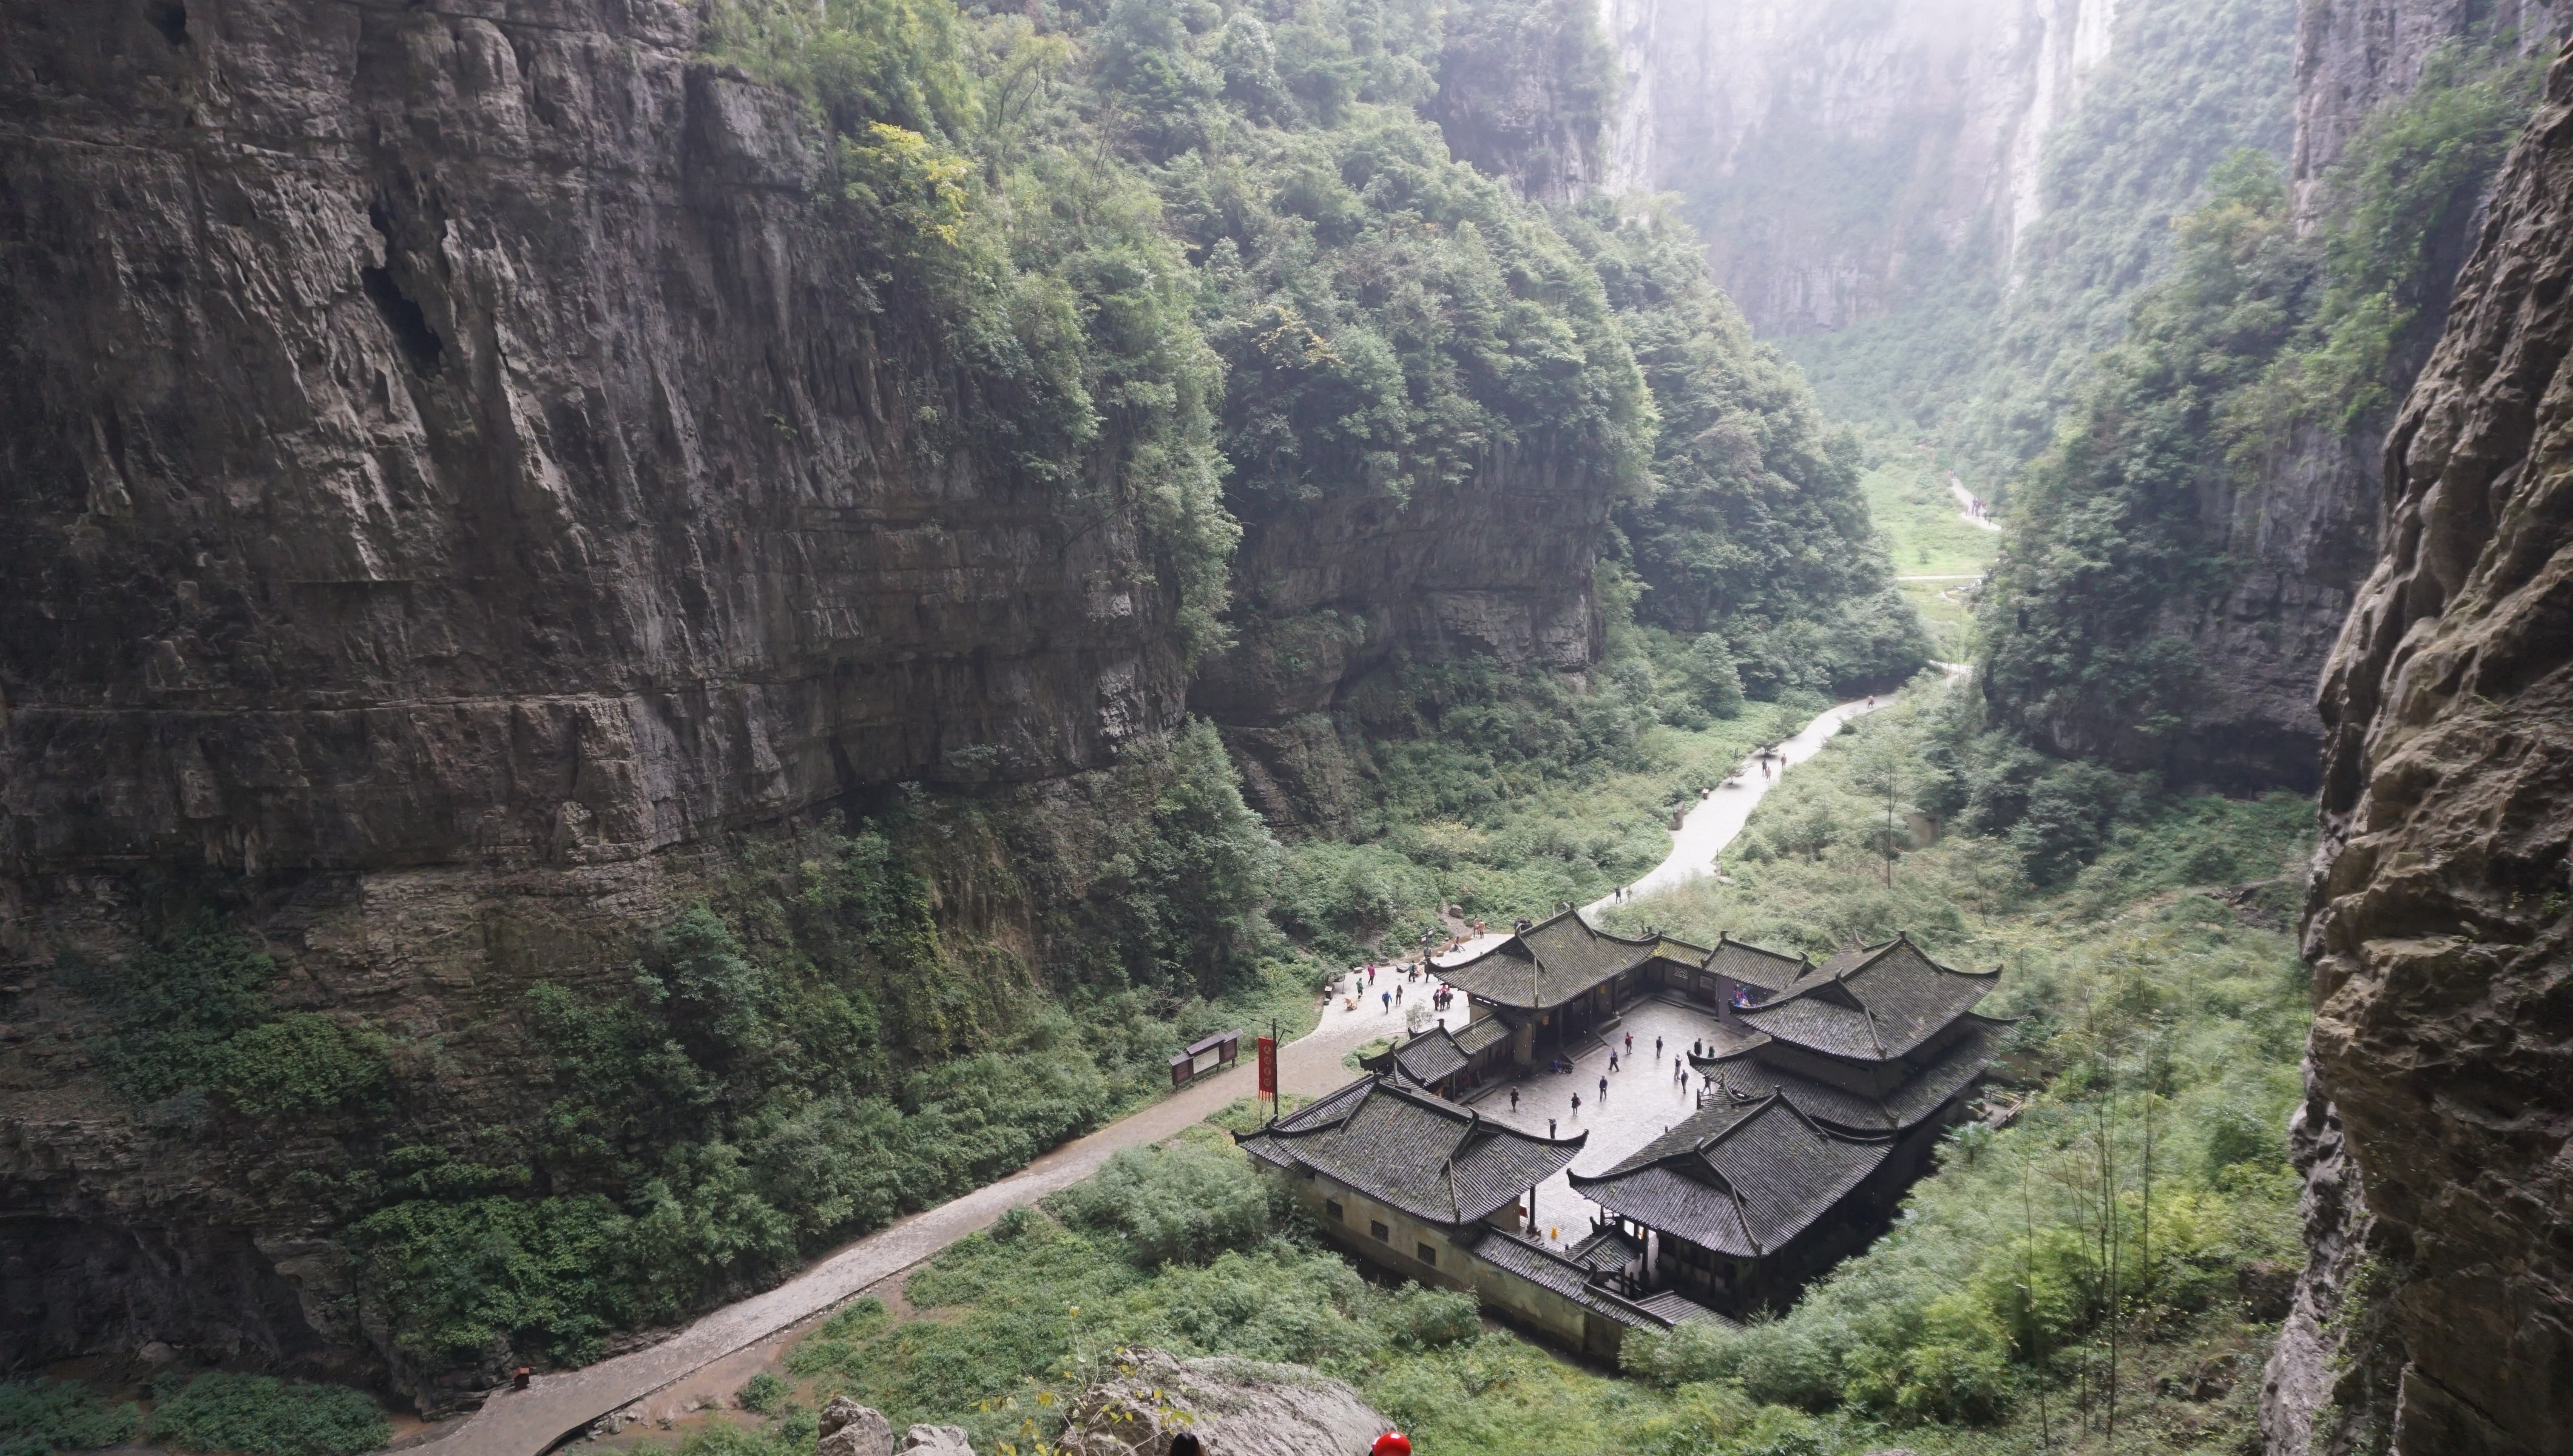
[0,0,1647,1400]
[0,0,1199,1378]
[2142,0,2571,795]
[2264,32,2573,1456]
[1594,0,2115,335]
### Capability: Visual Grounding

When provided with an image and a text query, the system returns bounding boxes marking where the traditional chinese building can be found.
[1427,908,1815,1069]
[1571,934,2007,1315]
[1239,1072,1730,1359]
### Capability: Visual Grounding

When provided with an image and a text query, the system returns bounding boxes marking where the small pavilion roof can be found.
[1240,1074,1583,1227]
[1702,935,1808,994]
[1690,1013,2009,1131]
[1359,1017,1515,1085]
[1454,1016,1512,1056]
[1436,909,1687,1011]
[1733,935,1998,1062]
[1570,1094,1893,1257]
[1364,1026,1469,1084]
[1462,1227,1738,1332]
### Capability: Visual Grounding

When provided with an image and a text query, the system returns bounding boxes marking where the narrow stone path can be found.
[1583,691,1892,914]
[1948,475,2001,532]
[410,994,1467,1456]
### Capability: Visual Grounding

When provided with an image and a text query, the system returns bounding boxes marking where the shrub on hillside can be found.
[1048,1139,1274,1267]
[149,1373,387,1456]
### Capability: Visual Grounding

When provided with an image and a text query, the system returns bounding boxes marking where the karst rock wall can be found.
[2262,32,2573,1456]
[0,0,1629,1387]
[0,0,1200,1384]
[2140,0,2570,797]
[1592,0,2114,335]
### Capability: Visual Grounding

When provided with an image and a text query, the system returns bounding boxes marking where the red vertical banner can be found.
[1257,1036,1277,1096]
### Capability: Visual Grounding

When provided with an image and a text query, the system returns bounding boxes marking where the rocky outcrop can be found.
[818,1397,898,1456]
[2160,0,2573,794]
[2293,0,2568,224]
[1593,0,2117,335]
[1054,1347,1387,1456]
[0,0,1186,881]
[2273,33,2573,1456]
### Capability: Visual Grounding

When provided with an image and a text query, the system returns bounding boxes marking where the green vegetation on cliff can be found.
[1978,44,2546,766]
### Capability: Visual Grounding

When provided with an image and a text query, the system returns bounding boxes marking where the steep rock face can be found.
[2293,0,2567,224]
[0,0,1191,1392]
[1593,0,2114,335]
[2270,35,2573,1456]
[2149,0,2571,794]
[0,0,1187,881]
[2129,421,2387,795]
[1189,447,1608,832]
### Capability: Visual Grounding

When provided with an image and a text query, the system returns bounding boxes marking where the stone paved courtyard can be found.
[1467,995,1753,1249]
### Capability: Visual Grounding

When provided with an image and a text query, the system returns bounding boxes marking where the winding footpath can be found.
[1947,475,2001,533]
[1583,690,1895,914]
[414,690,1903,1455]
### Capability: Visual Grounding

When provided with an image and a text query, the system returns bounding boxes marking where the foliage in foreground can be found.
[0,1380,138,1456]
[146,1373,390,1456]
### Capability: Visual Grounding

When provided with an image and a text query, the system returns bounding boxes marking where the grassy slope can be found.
[1861,439,1998,663]
[642,681,2311,1456]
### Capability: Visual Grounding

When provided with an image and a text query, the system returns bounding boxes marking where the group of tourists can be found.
[1340,959,1459,1017]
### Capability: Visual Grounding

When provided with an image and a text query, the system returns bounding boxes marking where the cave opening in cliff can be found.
[360,264,443,377]
[150,2,186,46]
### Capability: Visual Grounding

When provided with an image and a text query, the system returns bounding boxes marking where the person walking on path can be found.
[1624,1031,1634,1053]
[1549,1117,1557,1137]
[1609,1051,1619,1072]
[1381,991,1391,1013]
[1511,1087,1520,1112]
[1598,1075,1609,1101]
[1654,1035,1663,1058]
[1571,1093,1582,1116]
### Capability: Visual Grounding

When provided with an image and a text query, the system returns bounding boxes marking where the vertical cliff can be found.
[2265,35,2573,1456]
[1973,0,2559,794]
[0,0,1699,1400]
[0,0,1216,1394]
[1592,0,2117,336]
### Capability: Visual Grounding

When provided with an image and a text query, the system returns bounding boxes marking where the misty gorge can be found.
[1,1,2567,1454]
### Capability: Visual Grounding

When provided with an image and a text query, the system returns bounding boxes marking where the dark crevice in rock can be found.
[361,204,443,376]
[150,3,186,47]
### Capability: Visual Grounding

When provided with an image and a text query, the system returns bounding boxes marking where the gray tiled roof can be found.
[1463,1228,1714,1332]
[1466,1225,1597,1301]
[1455,1016,1513,1056]
[1704,937,1806,993]
[1239,1075,1582,1226]
[1567,1225,1643,1272]
[1365,1026,1469,1085]
[1571,1095,1894,1256]
[1437,909,1663,1010]
[1734,937,1997,1061]
[1691,1014,2006,1131]
[1635,1290,1732,1327]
